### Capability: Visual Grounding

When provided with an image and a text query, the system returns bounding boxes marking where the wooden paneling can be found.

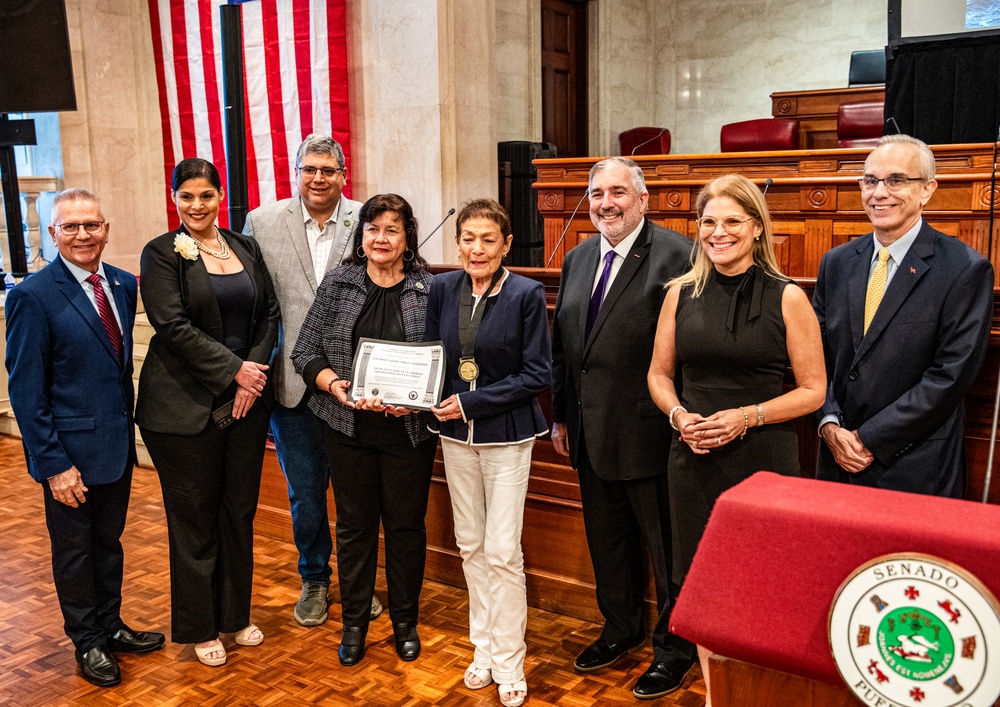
[708,655,857,707]
[533,144,1000,286]
[771,85,885,149]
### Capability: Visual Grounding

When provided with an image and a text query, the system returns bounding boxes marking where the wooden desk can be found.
[771,85,885,149]
[533,144,999,282]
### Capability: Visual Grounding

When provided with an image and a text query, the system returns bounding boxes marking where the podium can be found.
[670,472,1000,706]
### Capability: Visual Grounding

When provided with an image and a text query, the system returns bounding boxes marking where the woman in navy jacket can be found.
[426,199,551,707]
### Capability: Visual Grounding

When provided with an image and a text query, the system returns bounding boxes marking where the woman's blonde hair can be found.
[669,174,784,296]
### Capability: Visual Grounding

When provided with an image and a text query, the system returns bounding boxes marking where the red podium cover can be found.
[670,472,1000,685]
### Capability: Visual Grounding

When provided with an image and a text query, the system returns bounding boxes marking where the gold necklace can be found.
[193,227,231,259]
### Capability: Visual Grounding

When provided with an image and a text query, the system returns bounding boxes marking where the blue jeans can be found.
[270,402,333,585]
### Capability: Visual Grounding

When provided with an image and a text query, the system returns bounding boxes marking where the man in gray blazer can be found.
[244,134,381,626]
[552,158,695,699]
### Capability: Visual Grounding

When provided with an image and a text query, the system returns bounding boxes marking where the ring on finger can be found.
[717,436,722,445]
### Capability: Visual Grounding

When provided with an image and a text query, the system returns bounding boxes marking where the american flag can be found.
[146,0,352,229]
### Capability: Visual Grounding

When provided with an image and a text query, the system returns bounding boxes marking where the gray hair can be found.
[295,134,345,169]
[872,134,936,181]
[588,157,647,195]
[51,188,104,222]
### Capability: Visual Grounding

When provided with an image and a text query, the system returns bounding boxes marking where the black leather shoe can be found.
[107,625,166,654]
[338,626,367,666]
[632,659,695,700]
[75,646,121,687]
[393,622,420,661]
[573,635,644,672]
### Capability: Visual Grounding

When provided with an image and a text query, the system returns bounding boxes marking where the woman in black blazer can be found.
[135,158,278,667]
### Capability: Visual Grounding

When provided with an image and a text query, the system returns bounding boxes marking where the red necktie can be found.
[86,272,123,363]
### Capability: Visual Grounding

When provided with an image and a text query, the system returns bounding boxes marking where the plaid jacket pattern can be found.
[291,262,434,446]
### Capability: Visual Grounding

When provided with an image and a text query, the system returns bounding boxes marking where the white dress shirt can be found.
[303,198,342,285]
[62,257,124,335]
[591,219,645,296]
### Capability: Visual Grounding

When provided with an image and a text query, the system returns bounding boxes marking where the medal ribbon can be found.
[457,267,505,379]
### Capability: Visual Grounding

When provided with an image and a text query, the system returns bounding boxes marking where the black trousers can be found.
[140,401,270,643]
[321,423,437,629]
[576,439,694,664]
[43,465,132,653]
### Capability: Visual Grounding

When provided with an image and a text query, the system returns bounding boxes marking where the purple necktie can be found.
[586,250,616,339]
[86,273,123,363]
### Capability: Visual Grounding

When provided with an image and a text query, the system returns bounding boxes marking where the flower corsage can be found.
[174,234,200,260]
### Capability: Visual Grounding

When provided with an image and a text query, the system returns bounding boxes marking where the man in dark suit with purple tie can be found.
[5,189,164,687]
[551,158,695,699]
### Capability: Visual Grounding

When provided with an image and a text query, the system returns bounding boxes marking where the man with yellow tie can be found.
[812,134,994,497]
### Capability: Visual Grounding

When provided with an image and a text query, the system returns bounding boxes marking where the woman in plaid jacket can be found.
[291,194,435,667]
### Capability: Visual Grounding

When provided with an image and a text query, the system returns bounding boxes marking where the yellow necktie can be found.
[864,247,890,334]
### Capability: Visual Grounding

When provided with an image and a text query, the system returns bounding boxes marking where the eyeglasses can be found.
[54,221,105,235]
[298,165,345,178]
[858,176,924,192]
[696,216,754,235]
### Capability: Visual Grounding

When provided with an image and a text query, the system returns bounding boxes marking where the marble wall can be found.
[598,0,886,155]
[59,0,167,273]
[347,0,498,265]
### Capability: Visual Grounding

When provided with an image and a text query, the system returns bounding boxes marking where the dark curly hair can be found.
[344,193,428,272]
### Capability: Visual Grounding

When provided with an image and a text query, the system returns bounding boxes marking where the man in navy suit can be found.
[813,135,994,497]
[5,189,164,687]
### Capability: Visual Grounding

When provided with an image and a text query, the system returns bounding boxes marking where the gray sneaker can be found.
[294,582,329,626]
[370,594,384,620]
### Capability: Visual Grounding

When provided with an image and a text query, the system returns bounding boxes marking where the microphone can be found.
[884,116,902,135]
[630,129,667,156]
[545,189,590,268]
[418,207,456,249]
[762,177,773,198]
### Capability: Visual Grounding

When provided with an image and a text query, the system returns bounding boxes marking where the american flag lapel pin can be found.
[910,267,916,274]
[114,279,120,286]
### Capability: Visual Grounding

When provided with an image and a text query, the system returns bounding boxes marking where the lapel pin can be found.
[633,252,640,259]
[344,219,351,228]
[114,279,120,286]
[416,282,424,290]
[910,267,916,274]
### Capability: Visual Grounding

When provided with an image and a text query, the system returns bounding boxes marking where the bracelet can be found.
[739,406,749,439]
[755,403,765,427]
[668,405,687,431]
[326,374,339,394]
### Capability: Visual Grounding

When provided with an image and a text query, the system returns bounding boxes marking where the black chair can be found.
[849,49,886,87]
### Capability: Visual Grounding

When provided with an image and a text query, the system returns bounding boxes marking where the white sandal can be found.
[234,623,264,646]
[463,664,493,690]
[498,681,527,707]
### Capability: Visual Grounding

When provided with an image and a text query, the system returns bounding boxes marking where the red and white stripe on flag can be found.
[147,0,352,229]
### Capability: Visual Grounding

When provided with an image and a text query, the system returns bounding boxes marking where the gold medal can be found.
[458,358,479,382]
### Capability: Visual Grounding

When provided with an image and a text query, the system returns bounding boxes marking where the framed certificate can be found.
[349,338,446,411]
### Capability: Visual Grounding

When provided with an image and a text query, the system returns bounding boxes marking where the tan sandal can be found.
[194,639,227,667]
[464,665,493,690]
[234,624,264,646]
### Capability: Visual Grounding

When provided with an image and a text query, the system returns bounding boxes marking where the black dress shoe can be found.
[573,635,644,672]
[75,646,121,687]
[107,625,166,654]
[392,622,420,661]
[338,626,367,666]
[632,659,695,700]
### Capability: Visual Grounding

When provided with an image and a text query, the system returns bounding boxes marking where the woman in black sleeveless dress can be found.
[647,174,826,699]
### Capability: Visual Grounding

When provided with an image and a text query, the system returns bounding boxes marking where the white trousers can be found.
[440,436,534,684]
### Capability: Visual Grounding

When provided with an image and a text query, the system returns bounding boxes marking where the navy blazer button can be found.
[848,371,858,381]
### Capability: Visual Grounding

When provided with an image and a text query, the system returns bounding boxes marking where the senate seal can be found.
[829,553,1000,707]
[458,358,479,383]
